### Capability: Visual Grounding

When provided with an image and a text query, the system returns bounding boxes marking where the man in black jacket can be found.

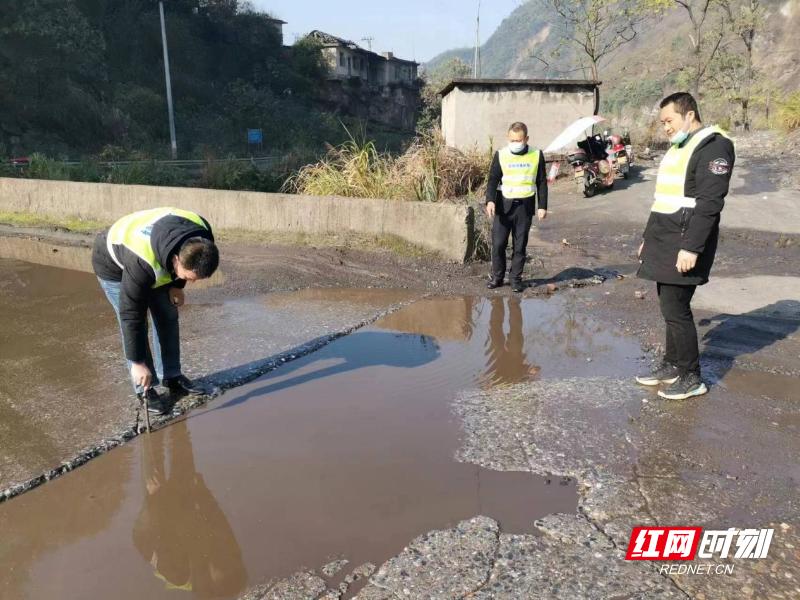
[92,207,219,414]
[636,93,735,400]
[485,122,548,293]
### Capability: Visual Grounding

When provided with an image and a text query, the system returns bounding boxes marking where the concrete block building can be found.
[439,79,601,152]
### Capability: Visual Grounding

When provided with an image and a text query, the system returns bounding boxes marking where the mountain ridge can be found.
[427,0,800,122]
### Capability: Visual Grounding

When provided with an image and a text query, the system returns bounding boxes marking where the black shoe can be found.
[487,279,504,290]
[658,372,708,400]
[163,374,207,397]
[137,388,170,415]
[635,361,680,386]
[511,281,525,293]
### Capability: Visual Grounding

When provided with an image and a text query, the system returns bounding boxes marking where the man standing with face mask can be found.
[636,92,735,400]
[485,122,548,293]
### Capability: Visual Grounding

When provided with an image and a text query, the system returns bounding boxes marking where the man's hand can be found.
[131,362,153,391]
[537,209,547,221]
[485,201,496,218]
[676,249,698,273]
[146,475,161,495]
[169,287,185,307]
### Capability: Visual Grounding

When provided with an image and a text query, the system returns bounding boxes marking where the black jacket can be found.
[485,146,548,213]
[92,214,214,362]
[638,130,735,285]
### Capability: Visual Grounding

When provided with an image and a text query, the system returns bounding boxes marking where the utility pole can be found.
[473,0,481,78]
[159,1,178,159]
[361,37,374,51]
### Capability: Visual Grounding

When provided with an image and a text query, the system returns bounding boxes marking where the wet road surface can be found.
[0,292,645,599]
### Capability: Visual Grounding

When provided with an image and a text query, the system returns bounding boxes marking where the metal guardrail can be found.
[7,156,283,169]
[61,156,283,168]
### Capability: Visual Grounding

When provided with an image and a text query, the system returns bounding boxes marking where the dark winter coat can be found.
[638,131,735,285]
[92,214,213,362]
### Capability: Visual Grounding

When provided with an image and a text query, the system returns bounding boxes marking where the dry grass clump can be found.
[393,130,491,201]
[284,135,394,199]
[777,91,800,132]
[284,127,490,202]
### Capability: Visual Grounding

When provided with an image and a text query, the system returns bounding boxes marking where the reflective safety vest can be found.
[499,147,541,199]
[651,126,729,214]
[107,207,208,288]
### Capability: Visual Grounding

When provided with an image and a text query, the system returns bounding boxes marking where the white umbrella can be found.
[544,115,606,153]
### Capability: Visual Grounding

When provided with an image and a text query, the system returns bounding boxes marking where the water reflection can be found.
[133,420,247,598]
[479,297,541,387]
[376,297,478,342]
[0,446,129,599]
[0,294,641,599]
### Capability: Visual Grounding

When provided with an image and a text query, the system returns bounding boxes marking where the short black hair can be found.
[660,92,702,122]
[508,122,528,137]
[178,237,219,278]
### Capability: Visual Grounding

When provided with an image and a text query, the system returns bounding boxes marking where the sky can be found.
[251,0,525,63]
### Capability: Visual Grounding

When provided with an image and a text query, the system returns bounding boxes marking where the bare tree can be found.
[670,0,729,97]
[723,0,764,129]
[547,0,656,81]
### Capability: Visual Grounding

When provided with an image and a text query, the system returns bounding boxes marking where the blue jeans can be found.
[98,278,181,394]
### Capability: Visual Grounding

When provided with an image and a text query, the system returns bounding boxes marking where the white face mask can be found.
[508,141,526,153]
[669,113,694,146]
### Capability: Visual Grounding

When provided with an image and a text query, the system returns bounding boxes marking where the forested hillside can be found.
[428,0,800,135]
[0,0,339,159]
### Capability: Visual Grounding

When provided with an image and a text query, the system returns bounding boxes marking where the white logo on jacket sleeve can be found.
[708,158,730,175]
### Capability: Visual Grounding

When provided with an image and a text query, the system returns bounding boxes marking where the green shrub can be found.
[24,153,71,180]
[70,160,105,183]
[199,158,289,192]
[106,161,187,186]
[0,159,17,178]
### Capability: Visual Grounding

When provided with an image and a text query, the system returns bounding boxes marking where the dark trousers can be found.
[98,278,181,394]
[657,282,699,375]
[491,200,532,283]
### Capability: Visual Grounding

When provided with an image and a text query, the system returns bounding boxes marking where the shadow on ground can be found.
[700,299,800,383]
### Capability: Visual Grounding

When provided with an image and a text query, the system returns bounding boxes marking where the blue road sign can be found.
[247,129,263,144]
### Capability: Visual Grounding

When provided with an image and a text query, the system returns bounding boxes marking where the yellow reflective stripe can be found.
[654,193,696,206]
[650,194,697,214]
[503,186,536,197]
[106,235,124,269]
[655,174,685,185]
[655,184,685,196]
[501,188,536,199]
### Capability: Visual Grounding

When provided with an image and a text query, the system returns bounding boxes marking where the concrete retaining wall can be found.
[0,178,474,261]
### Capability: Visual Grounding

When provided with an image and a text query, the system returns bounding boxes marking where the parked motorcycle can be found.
[567,136,615,197]
[606,134,630,179]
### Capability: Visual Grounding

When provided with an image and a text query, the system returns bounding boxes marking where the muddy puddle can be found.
[0,256,126,481]
[0,290,647,599]
[0,239,231,490]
